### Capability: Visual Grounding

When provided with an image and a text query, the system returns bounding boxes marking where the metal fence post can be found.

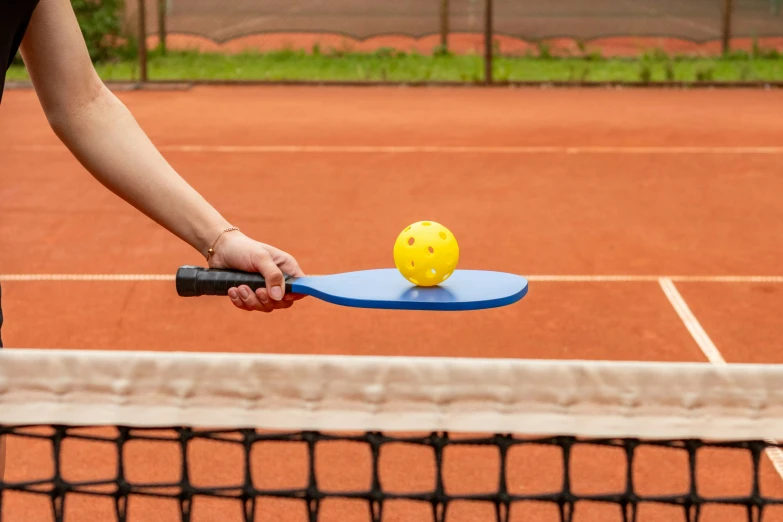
[137,0,148,82]
[440,0,449,51]
[158,0,167,54]
[484,0,493,84]
[721,0,734,55]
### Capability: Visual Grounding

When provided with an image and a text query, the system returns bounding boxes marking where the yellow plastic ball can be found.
[393,221,459,286]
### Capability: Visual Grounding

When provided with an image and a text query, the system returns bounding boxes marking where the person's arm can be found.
[19,0,303,312]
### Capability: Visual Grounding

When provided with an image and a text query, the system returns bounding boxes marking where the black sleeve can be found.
[0,0,42,103]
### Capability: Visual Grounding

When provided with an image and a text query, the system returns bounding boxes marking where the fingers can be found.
[228,286,266,312]
[228,286,295,312]
[252,287,294,310]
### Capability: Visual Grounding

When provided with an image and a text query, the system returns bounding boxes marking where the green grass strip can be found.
[6,48,783,83]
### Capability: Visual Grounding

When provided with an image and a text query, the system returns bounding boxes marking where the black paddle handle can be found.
[176,266,294,297]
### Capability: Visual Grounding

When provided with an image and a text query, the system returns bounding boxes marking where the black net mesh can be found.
[2,425,783,522]
[126,0,783,48]
[493,0,726,42]
[733,0,783,39]
[134,0,485,43]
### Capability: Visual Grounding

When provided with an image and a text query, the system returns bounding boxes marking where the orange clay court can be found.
[1,86,783,522]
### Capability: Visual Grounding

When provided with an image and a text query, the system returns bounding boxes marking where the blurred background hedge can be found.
[13,0,129,66]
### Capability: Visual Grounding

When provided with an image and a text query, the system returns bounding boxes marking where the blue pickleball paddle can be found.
[176,266,528,311]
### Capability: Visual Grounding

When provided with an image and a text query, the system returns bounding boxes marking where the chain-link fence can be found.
[111,0,783,83]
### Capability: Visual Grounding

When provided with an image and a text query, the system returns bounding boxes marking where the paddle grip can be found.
[176,266,293,297]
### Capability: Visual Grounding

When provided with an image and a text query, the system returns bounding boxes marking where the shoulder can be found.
[0,0,42,33]
[1,0,42,59]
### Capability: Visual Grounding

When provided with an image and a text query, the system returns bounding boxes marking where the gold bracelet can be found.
[205,226,239,262]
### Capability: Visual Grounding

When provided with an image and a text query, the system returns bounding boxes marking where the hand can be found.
[207,231,306,312]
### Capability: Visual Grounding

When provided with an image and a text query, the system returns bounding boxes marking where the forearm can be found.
[15,0,302,313]
[48,85,231,257]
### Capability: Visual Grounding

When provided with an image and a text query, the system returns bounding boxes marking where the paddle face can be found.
[292,269,528,311]
[176,266,528,311]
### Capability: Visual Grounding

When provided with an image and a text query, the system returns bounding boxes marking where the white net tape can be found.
[1,348,783,439]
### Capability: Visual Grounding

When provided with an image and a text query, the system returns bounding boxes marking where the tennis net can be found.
[1,349,783,522]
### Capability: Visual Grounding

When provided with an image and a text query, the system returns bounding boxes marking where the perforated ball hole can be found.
[407,237,415,246]
[439,232,447,240]
[422,222,431,226]
[428,246,434,254]
[427,269,437,278]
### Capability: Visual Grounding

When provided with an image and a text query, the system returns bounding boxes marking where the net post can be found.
[439,0,449,51]
[137,0,148,82]
[157,0,167,55]
[483,0,493,84]
[721,0,734,55]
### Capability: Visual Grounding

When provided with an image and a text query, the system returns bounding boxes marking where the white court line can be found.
[8,145,783,155]
[0,274,176,281]
[528,275,783,283]
[1,274,783,283]
[1,273,783,283]
[659,278,725,364]
[659,278,783,480]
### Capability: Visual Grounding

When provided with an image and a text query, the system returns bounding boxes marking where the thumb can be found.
[251,250,286,301]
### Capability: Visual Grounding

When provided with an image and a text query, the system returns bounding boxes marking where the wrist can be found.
[202,225,240,262]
